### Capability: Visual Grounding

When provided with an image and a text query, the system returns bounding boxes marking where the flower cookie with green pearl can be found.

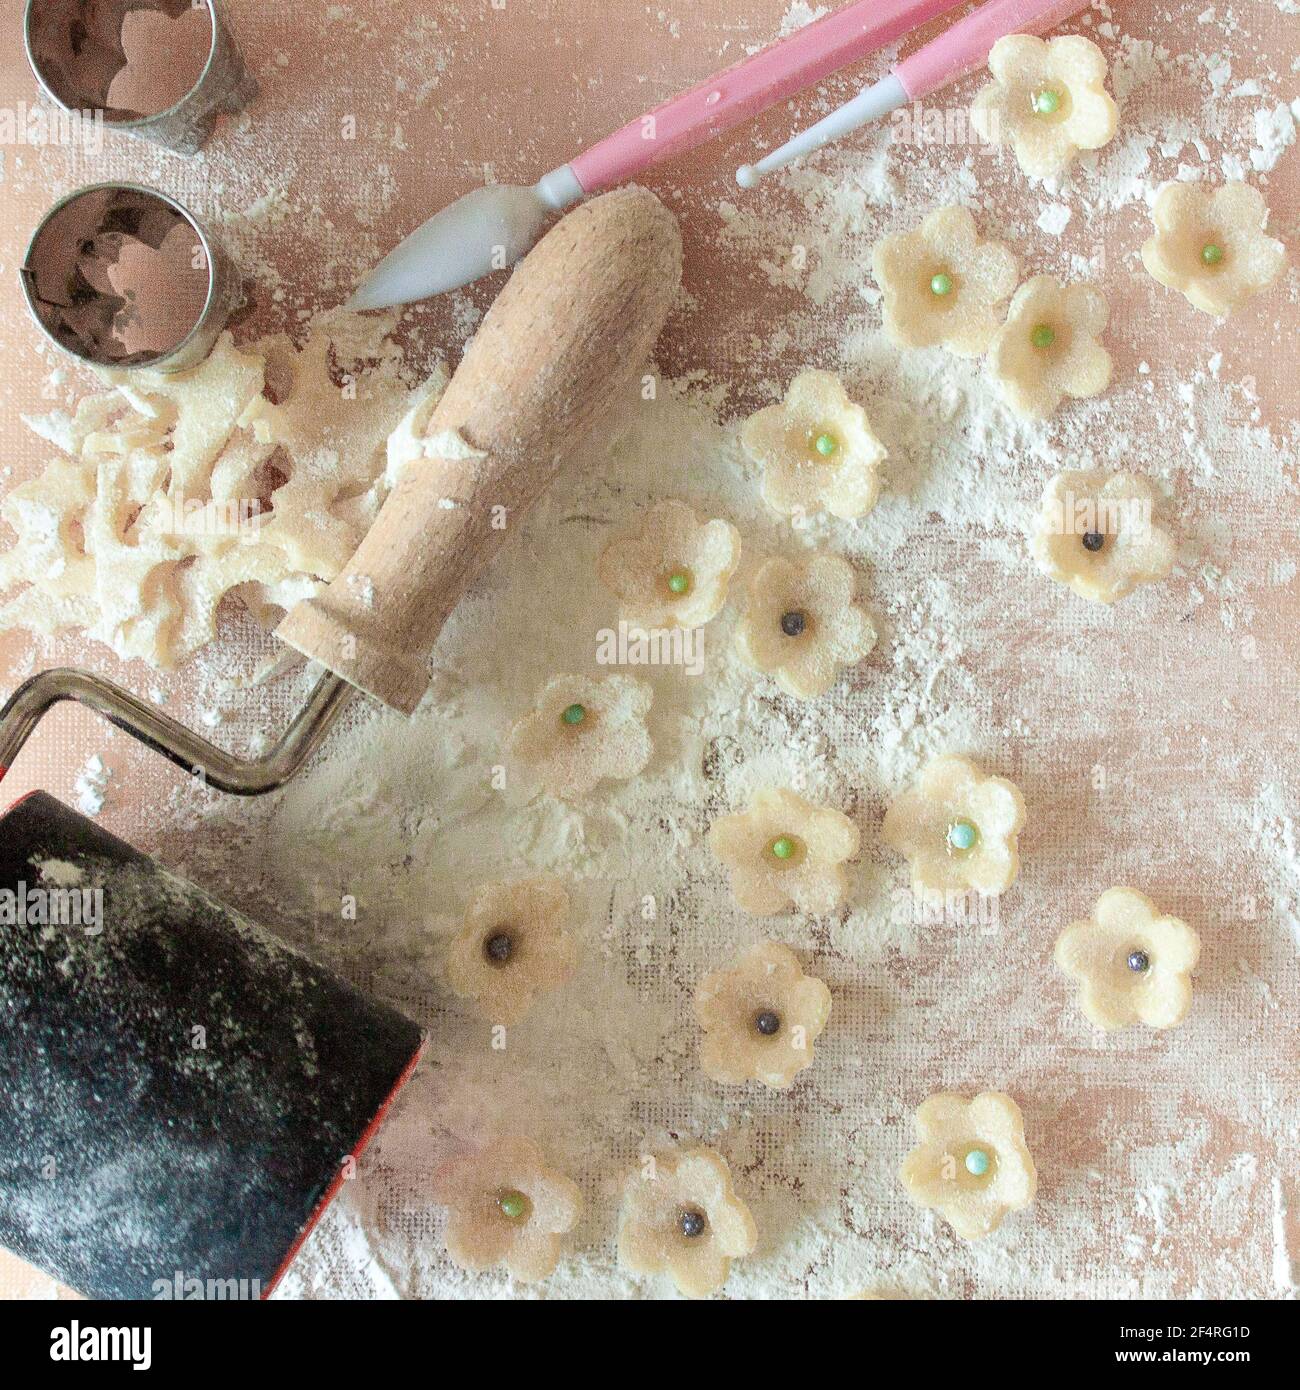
[1054,887,1201,1031]
[597,499,741,629]
[871,205,1019,356]
[617,1145,757,1298]
[445,877,576,1026]
[1141,182,1287,318]
[505,672,652,798]
[971,35,1118,180]
[899,1092,1037,1241]
[883,754,1026,896]
[736,552,876,700]
[1031,470,1175,604]
[432,1136,583,1283]
[740,369,888,520]
[988,275,1112,421]
[708,787,859,916]
[694,941,832,1090]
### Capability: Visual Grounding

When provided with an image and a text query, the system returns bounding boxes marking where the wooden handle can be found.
[275,187,682,714]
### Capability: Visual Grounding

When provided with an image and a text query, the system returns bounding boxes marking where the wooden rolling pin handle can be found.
[275,187,682,714]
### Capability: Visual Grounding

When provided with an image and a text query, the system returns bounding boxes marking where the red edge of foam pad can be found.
[0,785,42,819]
[261,1033,429,1300]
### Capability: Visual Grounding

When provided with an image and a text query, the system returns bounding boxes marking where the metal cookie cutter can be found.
[23,0,257,155]
[21,182,244,372]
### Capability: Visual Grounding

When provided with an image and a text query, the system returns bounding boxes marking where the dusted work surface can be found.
[0,0,1298,1299]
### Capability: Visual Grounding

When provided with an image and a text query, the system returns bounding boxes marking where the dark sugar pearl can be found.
[754,1010,781,1036]
[679,1209,707,1238]
[780,610,807,637]
[1081,531,1105,552]
[1127,949,1150,973]
[485,932,513,963]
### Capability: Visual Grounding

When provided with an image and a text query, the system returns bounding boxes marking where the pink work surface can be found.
[0,0,1297,1300]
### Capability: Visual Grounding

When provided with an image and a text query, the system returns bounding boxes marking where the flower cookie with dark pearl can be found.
[432,1136,583,1283]
[1141,182,1286,318]
[882,754,1026,896]
[506,673,652,798]
[736,552,876,699]
[740,369,888,519]
[871,206,1019,356]
[971,35,1118,179]
[617,1144,757,1298]
[597,499,741,629]
[709,787,859,916]
[445,877,577,1025]
[1031,470,1175,604]
[1054,887,1200,1031]
[988,275,1112,421]
[694,941,832,1089]
[899,1092,1037,1241]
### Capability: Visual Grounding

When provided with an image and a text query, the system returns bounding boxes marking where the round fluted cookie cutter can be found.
[20,182,245,373]
[23,0,257,155]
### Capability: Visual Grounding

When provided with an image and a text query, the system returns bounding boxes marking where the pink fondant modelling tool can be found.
[348,0,966,311]
[736,0,1090,187]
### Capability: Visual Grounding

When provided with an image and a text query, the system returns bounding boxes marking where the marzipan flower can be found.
[1054,887,1200,1030]
[871,206,1018,356]
[506,673,651,798]
[735,552,876,699]
[694,941,832,1089]
[741,369,887,519]
[708,787,859,916]
[445,878,576,1025]
[597,499,741,628]
[899,1091,1037,1240]
[1030,470,1175,603]
[617,1145,757,1298]
[432,1136,582,1283]
[1141,181,1287,317]
[972,35,1119,179]
[882,755,1026,896]
[988,275,1112,420]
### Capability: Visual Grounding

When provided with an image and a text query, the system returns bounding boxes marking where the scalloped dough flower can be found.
[694,941,832,1089]
[899,1092,1037,1241]
[617,1145,757,1298]
[445,878,576,1025]
[597,499,741,628]
[708,787,859,916]
[736,552,876,699]
[1031,470,1175,604]
[1054,887,1200,1030]
[740,369,887,519]
[1141,181,1287,317]
[988,275,1111,421]
[972,35,1118,179]
[432,1137,583,1283]
[871,206,1019,356]
[506,673,651,798]
[883,755,1026,896]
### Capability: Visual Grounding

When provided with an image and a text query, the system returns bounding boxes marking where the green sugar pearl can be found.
[1030,323,1056,350]
[1201,242,1224,266]
[498,1190,528,1220]
[561,703,586,726]
[1032,88,1061,116]
[947,820,978,852]
[965,1148,991,1177]
[930,272,953,297]
[813,432,838,457]
[667,570,692,595]
[769,835,797,861]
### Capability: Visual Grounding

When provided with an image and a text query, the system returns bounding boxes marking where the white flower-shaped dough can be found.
[871,206,1019,356]
[597,499,741,628]
[972,35,1119,179]
[741,369,887,519]
[1141,182,1287,317]
[899,1092,1037,1241]
[506,673,652,799]
[1054,887,1201,1030]
[882,755,1026,896]
[708,787,860,916]
[1031,470,1175,604]
[988,275,1112,421]
[735,552,876,699]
